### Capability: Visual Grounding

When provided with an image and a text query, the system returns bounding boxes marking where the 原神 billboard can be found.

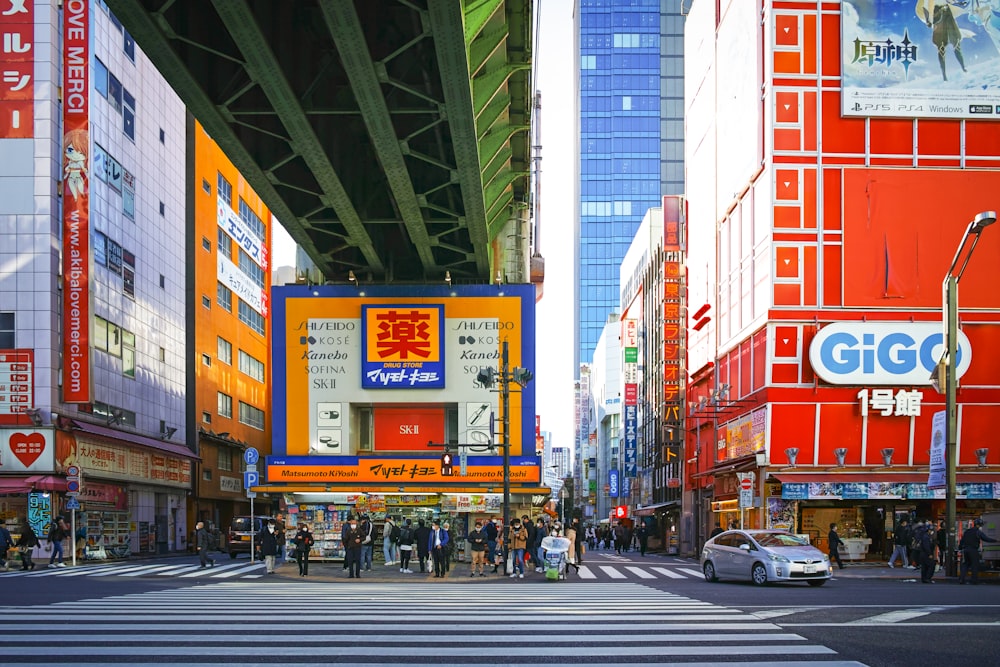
[842,0,1000,119]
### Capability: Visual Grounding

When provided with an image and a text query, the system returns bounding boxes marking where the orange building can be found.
[683,2,1000,560]
[187,120,273,536]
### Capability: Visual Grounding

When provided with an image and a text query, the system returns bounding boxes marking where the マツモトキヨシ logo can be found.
[808,322,971,385]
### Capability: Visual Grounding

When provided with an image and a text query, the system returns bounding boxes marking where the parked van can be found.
[227,515,275,559]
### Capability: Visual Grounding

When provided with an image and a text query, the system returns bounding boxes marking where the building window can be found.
[159,346,165,362]
[201,353,211,367]
[159,128,165,144]
[217,228,232,260]
[202,411,212,424]
[202,295,211,309]
[123,250,135,299]
[203,468,212,482]
[217,173,232,206]
[217,336,232,365]
[122,330,135,378]
[122,88,135,141]
[238,350,265,382]
[107,72,122,113]
[0,312,14,348]
[238,248,265,289]
[238,198,266,240]
[239,401,265,430]
[218,447,233,472]
[202,179,211,195]
[159,201,165,216]
[202,237,211,252]
[238,300,265,336]
[94,57,109,99]
[217,282,232,312]
[159,274,165,289]
[217,392,233,419]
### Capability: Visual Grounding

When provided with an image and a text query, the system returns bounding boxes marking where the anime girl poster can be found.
[63,128,89,202]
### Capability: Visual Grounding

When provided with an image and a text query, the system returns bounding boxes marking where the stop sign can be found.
[740,477,753,491]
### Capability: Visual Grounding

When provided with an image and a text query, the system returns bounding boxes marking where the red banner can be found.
[0,0,33,137]
[61,0,91,402]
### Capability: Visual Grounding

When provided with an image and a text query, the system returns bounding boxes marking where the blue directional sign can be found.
[244,447,260,465]
[244,470,259,490]
[609,470,619,498]
[65,497,81,510]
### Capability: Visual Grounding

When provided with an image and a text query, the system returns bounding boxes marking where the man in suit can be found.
[428,519,450,578]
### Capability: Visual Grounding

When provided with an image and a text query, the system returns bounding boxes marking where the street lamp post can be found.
[943,210,996,577]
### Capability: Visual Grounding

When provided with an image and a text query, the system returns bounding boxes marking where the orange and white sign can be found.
[267,457,540,485]
[0,0,34,137]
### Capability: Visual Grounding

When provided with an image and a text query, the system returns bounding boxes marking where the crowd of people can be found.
[887,516,996,584]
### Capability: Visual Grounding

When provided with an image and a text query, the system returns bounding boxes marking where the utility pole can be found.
[501,340,511,542]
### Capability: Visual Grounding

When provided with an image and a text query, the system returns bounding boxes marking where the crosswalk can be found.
[0,582,865,666]
[0,560,266,580]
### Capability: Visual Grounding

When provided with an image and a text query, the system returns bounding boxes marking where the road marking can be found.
[848,606,948,625]
[575,565,597,579]
[678,567,705,577]
[599,565,627,579]
[652,566,687,579]
[753,608,822,620]
[625,566,656,579]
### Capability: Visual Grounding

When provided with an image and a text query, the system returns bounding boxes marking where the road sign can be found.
[246,463,257,473]
[459,450,468,476]
[65,497,80,510]
[243,448,260,465]
[740,477,753,491]
[66,465,80,477]
[739,488,753,508]
[244,470,259,491]
[247,491,257,499]
[66,479,81,494]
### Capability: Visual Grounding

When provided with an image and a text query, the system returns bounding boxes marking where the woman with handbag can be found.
[16,521,38,571]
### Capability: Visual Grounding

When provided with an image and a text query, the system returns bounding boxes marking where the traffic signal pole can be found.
[501,340,511,552]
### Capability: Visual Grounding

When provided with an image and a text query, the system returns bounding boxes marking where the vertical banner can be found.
[61,0,91,403]
[0,0,34,137]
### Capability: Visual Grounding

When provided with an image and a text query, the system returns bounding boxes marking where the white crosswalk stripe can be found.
[0,582,865,666]
[0,561,265,580]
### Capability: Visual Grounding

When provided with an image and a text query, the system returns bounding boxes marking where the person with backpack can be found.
[383,517,399,566]
[293,522,314,577]
[0,523,14,571]
[414,519,431,573]
[15,521,38,571]
[397,518,415,573]
[911,519,928,571]
[360,515,374,572]
[888,517,911,569]
[958,517,997,585]
[46,516,68,568]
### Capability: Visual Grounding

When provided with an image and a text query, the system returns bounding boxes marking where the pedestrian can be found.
[484,517,498,565]
[414,518,431,573]
[585,524,596,551]
[195,521,217,569]
[571,517,584,563]
[46,516,68,567]
[533,518,547,572]
[344,516,364,578]
[911,519,928,571]
[919,523,937,583]
[827,523,845,570]
[442,520,453,573]
[75,525,87,561]
[935,520,947,573]
[493,532,506,574]
[293,522,313,577]
[709,522,724,538]
[429,519,449,578]
[613,521,626,554]
[0,522,14,571]
[637,522,649,556]
[341,515,352,570]
[888,517,911,569]
[397,518,415,573]
[383,517,399,566]
[360,514,374,572]
[15,521,38,571]
[521,515,536,571]
[467,520,488,577]
[564,520,580,574]
[259,519,280,574]
[958,517,997,585]
[508,518,527,579]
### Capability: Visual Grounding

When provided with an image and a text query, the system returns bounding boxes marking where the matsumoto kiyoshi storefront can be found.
[261,284,544,559]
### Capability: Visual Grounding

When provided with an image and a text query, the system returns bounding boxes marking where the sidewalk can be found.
[272,558,519,583]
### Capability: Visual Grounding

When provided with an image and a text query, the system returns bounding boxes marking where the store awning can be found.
[0,477,31,494]
[0,475,67,494]
[692,454,758,479]
[770,472,1000,484]
[68,419,200,460]
[634,500,680,516]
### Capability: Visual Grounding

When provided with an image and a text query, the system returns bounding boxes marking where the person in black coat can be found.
[827,523,845,570]
[958,518,997,584]
[293,523,313,577]
[413,519,431,573]
[344,518,364,579]
[920,526,937,583]
[258,519,280,574]
[15,522,38,571]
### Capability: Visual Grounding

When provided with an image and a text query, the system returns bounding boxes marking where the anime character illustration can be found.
[63,128,89,202]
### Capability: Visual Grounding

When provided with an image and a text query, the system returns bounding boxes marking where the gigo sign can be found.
[809,322,971,385]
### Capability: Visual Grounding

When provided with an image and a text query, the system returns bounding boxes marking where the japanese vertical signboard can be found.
[0,0,33,137]
[663,196,686,479]
[0,349,33,424]
[61,0,91,403]
[622,317,638,480]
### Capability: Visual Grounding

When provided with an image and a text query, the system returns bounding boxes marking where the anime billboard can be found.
[842,0,1000,119]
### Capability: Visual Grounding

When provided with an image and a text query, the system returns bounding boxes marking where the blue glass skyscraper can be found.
[576,0,687,368]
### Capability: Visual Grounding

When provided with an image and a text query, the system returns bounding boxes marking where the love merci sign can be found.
[0,429,53,471]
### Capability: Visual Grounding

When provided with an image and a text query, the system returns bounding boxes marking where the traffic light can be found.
[512,366,534,386]
[615,505,627,520]
[475,367,496,388]
[440,450,454,476]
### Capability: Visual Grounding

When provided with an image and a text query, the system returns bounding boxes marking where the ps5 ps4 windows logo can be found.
[809,322,972,385]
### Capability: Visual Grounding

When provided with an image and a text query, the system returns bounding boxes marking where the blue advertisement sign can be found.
[782,483,809,500]
[841,482,869,499]
[624,404,637,477]
[609,469,619,498]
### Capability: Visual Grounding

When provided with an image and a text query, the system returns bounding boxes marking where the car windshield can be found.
[231,518,258,532]
[752,532,809,548]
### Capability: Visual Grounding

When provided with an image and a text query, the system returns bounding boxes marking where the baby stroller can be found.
[541,535,572,581]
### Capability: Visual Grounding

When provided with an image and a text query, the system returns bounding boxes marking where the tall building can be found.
[187,120,273,533]
[1,0,194,556]
[684,1,1000,559]
[575,0,687,369]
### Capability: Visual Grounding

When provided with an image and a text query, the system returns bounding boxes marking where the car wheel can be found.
[703,561,718,582]
[751,562,768,586]
[229,551,238,559]
[807,579,827,587]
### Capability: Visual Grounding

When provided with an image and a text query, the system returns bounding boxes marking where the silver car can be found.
[701,530,832,586]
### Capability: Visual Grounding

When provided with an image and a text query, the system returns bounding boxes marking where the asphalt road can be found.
[1,550,997,666]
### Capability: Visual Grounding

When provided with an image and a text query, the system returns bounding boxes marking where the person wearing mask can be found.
[397,518,415,574]
[195,521,216,569]
[958,517,997,585]
[484,518,498,566]
[383,517,399,567]
[508,518,527,579]
[919,523,937,584]
[360,515,374,572]
[428,519,450,578]
[467,520,488,577]
[521,515,536,571]
[636,522,649,557]
[258,519,280,574]
[533,518,547,573]
[414,519,431,573]
[344,517,364,578]
[293,522,314,577]
[15,521,38,571]
[442,520,454,573]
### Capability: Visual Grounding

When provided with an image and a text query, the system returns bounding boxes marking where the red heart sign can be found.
[10,432,46,468]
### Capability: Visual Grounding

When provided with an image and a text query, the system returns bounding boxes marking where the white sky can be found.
[271,0,578,452]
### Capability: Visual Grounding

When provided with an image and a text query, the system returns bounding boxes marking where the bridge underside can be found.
[107,0,532,283]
